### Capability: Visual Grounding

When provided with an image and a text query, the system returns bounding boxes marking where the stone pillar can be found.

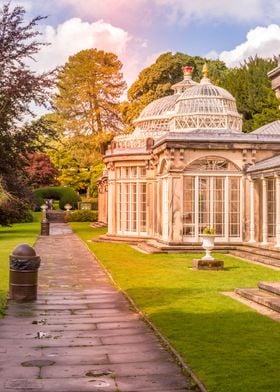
[162,177,168,241]
[168,174,183,243]
[194,176,199,242]
[248,178,256,243]
[275,176,280,247]
[261,177,268,245]
[107,180,113,234]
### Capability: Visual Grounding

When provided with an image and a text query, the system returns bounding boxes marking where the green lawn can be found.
[71,222,280,392]
[0,221,40,316]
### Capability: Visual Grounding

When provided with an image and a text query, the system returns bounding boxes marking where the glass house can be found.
[98,64,280,250]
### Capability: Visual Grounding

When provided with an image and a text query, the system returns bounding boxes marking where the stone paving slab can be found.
[40,361,181,378]
[0,223,196,392]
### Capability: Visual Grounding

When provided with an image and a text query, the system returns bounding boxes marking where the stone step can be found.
[136,242,166,254]
[230,249,280,268]
[90,221,107,228]
[235,245,280,260]
[145,239,236,254]
[258,281,280,296]
[235,288,280,313]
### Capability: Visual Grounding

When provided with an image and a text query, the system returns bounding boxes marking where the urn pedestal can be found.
[192,234,224,270]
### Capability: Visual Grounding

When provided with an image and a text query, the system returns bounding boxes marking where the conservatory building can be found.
[98,65,280,249]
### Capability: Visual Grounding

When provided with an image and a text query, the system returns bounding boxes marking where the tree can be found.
[24,152,58,189]
[122,52,227,132]
[54,49,126,136]
[0,2,55,224]
[47,135,106,195]
[219,57,279,133]
[50,49,125,196]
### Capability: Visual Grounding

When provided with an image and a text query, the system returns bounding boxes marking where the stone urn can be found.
[200,234,215,261]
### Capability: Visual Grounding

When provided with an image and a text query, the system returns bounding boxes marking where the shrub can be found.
[0,199,34,225]
[33,186,81,210]
[66,210,98,222]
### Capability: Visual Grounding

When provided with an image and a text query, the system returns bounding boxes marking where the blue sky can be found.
[3,0,280,88]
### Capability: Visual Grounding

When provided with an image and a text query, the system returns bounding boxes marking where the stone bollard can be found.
[41,219,50,236]
[40,204,50,236]
[9,244,41,302]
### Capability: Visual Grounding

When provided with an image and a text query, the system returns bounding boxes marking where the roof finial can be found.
[202,63,209,78]
[182,66,194,78]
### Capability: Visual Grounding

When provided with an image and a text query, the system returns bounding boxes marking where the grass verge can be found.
[0,221,40,316]
[70,222,280,392]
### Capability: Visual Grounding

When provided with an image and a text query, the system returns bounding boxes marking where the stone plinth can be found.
[192,258,224,270]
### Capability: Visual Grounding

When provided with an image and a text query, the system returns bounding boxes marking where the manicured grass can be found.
[0,221,40,316]
[71,222,280,392]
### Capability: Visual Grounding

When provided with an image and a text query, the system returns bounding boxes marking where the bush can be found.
[33,186,81,210]
[66,210,98,222]
[0,199,34,225]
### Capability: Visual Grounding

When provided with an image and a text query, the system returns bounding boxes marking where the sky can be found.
[3,0,280,91]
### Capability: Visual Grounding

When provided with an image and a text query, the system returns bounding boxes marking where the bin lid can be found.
[12,243,36,257]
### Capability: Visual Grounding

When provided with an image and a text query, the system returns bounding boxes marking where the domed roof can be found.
[251,120,280,135]
[137,95,177,120]
[171,71,242,133]
[134,66,198,130]
[171,66,198,94]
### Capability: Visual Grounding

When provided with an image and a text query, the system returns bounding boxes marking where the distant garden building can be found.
[98,63,280,249]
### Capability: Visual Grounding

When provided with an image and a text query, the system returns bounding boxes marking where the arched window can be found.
[185,156,240,172]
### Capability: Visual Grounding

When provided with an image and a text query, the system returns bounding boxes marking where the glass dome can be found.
[171,76,243,133]
[133,95,176,132]
[134,66,198,132]
[110,65,244,155]
[137,95,177,120]
[251,120,280,134]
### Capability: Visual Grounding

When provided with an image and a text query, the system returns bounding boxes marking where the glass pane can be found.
[229,177,240,237]
[131,167,137,179]
[183,177,195,236]
[140,183,147,232]
[214,177,224,236]
[267,178,276,237]
[140,167,146,178]
[199,177,210,234]
[117,183,121,232]
[124,183,130,231]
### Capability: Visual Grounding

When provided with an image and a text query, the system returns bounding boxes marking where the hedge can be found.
[33,186,81,210]
[66,210,98,222]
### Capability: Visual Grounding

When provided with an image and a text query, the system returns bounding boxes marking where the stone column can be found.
[248,177,256,243]
[194,176,199,242]
[275,176,280,247]
[107,180,113,234]
[168,174,183,243]
[261,177,268,245]
[161,177,168,241]
[107,166,116,235]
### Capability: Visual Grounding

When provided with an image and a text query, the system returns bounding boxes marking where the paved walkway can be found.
[0,223,195,392]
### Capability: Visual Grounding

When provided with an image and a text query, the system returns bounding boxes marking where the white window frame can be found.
[183,172,242,243]
[116,166,147,236]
